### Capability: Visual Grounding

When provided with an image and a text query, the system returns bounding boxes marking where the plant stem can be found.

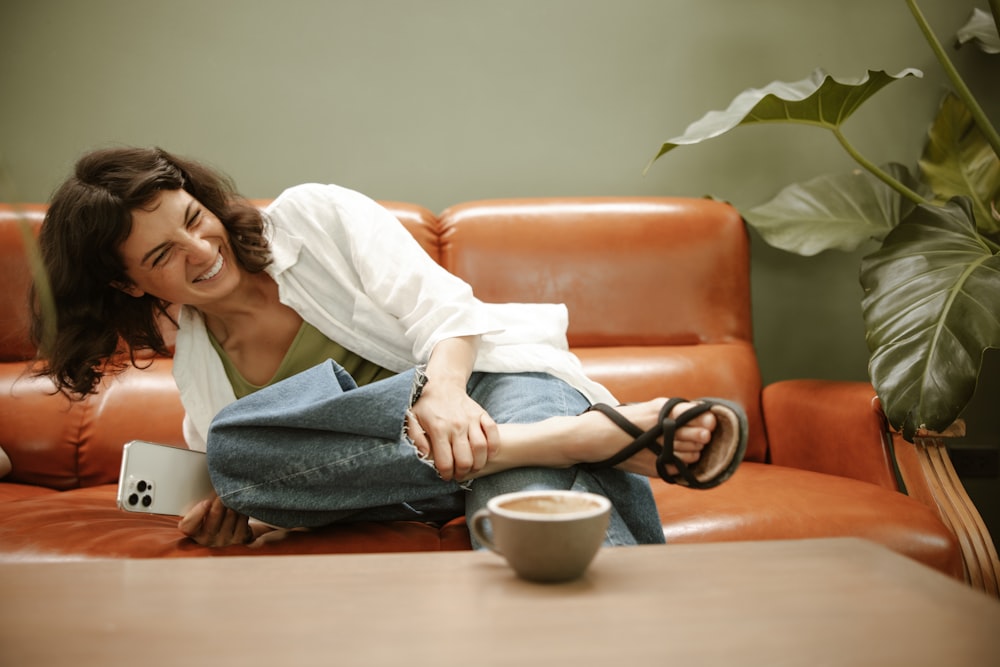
[905,0,1000,159]
[832,128,927,205]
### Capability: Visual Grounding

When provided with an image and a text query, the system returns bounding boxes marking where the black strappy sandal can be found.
[582,398,748,489]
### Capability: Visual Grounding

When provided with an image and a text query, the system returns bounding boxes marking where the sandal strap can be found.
[584,400,688,470]
[585,403,643,438]
[584,399,745,490]
[657,457,704,488]
[652,398,705,471]
[657,401,730,489]
[654,400,690,486]
[582,403,656,469]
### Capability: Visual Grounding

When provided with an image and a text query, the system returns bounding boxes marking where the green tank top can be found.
[209,320,396,398]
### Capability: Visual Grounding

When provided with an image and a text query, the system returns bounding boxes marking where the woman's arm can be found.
[405,335,500,481]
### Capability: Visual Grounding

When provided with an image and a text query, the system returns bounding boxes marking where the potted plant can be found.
[648,0,999,441]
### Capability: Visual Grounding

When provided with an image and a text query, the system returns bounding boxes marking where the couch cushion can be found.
[1,464,961,581]
[0,482,57,504]
[653,462,963,579]
[0,359,185,490]
[0,485,463,560]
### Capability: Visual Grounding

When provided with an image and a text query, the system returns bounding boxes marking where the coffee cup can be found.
[470,489,611,583]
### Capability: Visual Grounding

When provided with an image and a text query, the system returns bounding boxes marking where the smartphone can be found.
[116,440,214,516]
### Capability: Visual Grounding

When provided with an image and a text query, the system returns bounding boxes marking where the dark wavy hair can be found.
[31,146,271,397]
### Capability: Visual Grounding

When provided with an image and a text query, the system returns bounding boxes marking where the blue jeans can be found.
[207,360,665,546]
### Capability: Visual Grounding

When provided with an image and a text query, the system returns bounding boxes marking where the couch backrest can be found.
[439,198,765,456]
[0,197,765,490]
[0,205,45,363]
[439,198,751,346]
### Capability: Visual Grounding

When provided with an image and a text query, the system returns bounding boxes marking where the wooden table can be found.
[1,538,998,666]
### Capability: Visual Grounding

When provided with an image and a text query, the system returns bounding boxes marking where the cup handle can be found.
[470,508,500,553]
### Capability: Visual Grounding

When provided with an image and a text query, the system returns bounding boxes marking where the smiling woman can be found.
[33,147,270,398]
[118,191,235,297]
[28,146,747,551]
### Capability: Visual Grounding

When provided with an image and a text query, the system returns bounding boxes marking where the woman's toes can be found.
[674,425,709,445]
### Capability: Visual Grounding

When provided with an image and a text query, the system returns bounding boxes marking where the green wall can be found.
[1,0,995,389]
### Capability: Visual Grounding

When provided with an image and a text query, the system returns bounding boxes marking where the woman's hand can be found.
[406,336,499,481]
[407,381,499,482]
[178,492,256,547]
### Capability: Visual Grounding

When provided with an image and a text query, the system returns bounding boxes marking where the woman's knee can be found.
[470,372,589,423]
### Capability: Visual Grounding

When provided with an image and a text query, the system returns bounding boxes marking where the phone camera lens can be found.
[141,495,153,507]
[128,493,139,506]
[137,480,147,492]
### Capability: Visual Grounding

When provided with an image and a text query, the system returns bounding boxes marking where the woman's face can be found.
[117,189,241,306]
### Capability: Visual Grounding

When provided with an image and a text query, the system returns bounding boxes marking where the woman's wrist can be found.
[423,335,480,388]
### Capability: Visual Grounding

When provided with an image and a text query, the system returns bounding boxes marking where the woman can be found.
[33,147,746,547]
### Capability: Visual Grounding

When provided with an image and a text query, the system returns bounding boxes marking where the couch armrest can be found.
[762,380,898,489]
[893,429,1000,596]
[764,379,1000,596]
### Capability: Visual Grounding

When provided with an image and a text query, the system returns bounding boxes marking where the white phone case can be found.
[116,440,214,516]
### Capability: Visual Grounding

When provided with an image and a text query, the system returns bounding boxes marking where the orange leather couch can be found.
[1,198,996,596]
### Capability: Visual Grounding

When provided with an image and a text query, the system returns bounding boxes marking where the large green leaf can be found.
[860,198,1000,440]
[744,163,925,255]
[919,93,1000,235]
[648,68,922,167]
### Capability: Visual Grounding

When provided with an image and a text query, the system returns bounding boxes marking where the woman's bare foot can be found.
[573,398,718,477]
[464,398,731,483]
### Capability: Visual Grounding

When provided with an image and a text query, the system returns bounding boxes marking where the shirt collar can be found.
[264,217,303,277]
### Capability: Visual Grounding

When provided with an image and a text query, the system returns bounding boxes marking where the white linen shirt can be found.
[173,183,615,451]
